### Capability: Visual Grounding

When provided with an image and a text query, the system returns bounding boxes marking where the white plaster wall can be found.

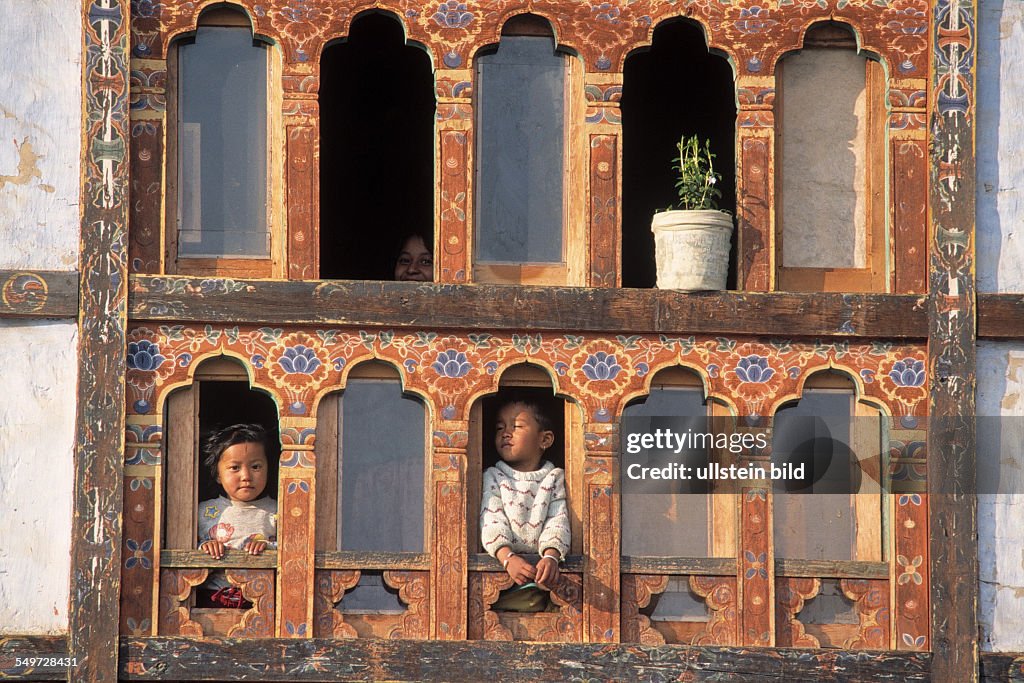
[0,0,81,270]
[978,342,1024,651]
[0,321,77,633]
[978,0,1024,292]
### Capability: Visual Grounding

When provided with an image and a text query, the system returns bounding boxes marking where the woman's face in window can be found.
[394,236,433,282]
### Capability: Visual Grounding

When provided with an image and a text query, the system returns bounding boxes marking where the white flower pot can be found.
[650,210,734,291]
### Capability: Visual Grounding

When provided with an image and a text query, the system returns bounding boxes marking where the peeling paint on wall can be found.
[978,0,1024,292]
[978,343,1024,652]
[0,0,82,271]
[0,321,77,634]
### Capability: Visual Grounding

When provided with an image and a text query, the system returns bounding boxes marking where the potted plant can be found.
[651,134,734,291]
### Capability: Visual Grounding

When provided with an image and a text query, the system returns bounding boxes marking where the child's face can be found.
[394,236,433,282]
[216,442,269,502]
[495,403,553,472]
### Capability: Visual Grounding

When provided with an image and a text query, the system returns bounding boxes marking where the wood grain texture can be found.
[117,637,932,681]
[128,277,928,338]
[928,0,979,679]
[72,0,131,680]
[0,270,78,318]
[978,294,1024,338]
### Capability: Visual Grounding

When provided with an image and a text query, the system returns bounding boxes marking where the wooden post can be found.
[277,416,318,637]
[283,64,319,279]
[434,69,473,283]
[928,0,979,679]
[71,1,130,679]
[584,74,622,288]
[736,76,775,292]
[432,419,469,639]
[889,78,928,294]
[128,57,167,273]
[583,421,618,641]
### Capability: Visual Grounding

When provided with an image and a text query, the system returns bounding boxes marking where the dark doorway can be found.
[319,12,436,280]
[621,20,737,289]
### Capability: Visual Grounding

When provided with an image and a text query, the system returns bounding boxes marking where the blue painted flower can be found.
[734,355,774,383]
[278,345,322,374]
[889,358,925,387]
[582,352,622,381]
[432,350,471,378]
[735,6,777,34]
[433,1,472,29]
[593,3,620,23]
[125,538,153,569]
[128,340,166,371]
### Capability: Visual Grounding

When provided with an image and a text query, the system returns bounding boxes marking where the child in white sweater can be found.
[480,399,570,609]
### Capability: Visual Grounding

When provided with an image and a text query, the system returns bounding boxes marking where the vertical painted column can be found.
[73,1,130,679]
[283,64,319,279]
[889,78,929,294]
[735,75,775,292]
[738,419,773,646]
[584,74,622,288]
[928,0,978,679]
[583,421,617,642]
[128,57,166,273]
[434,69,472,283]
[277,416,317,637]
[432,420,469,639]
[891,421,929,651]
[120,416,162,637]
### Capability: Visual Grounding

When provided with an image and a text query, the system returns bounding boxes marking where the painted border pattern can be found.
[71,1,131,681]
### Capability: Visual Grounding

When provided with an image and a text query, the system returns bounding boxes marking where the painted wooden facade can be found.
[0,0,1011,680]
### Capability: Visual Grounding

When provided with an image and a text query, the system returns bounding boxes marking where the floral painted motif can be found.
[128,339,167,373]
[432,1,472,29]
[432,349,471,378]
[125,538,153,570]
[897,555,924,585]
[582,351,622,382]
[734,6,777,34]
[572,342,632,400]
[722,349,783,412]
[889,358,925,387]
[278,345,323,375]
[267,333,330,397]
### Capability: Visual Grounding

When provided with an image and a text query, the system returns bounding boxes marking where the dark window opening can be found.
[621,20,737,289]
[319,12,436,280]
[196,381,280,503]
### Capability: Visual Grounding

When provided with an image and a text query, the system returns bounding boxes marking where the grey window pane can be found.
[476,36,564,264]
[622,386,710,557]
[178,26,269,258]
[772,389,856,560]
[339,378,425,552]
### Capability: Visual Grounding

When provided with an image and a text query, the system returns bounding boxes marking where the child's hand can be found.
[200,540,225,559]
[243,539,268,555]
[504,554,537,586]
[535,555,560,589]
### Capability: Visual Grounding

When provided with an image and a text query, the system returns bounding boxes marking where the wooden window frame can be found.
[471,18,588,286]
[772,371,885,564]
[775,24,888,293]
[164,7,285,278]
[466,363,584,557]
[620,367,737,561]
[314,361,433,558]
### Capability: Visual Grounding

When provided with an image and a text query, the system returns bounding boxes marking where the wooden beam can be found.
[0,635,71,680]
[928,0,979,679]
[469,553,584,573]
[69,1,130,681]
[316,551,432,571]
[980,653,1024,683]
[978,294,1024,338]
[118,637,932,681]
[619,557,734,575]
[129,276,928,338]
[0,270,78,318]
[160,550,277,569]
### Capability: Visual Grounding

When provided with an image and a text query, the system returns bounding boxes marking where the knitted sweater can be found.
[480,460,570,559]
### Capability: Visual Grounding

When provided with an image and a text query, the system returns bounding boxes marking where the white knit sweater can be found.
[480,460,570,559]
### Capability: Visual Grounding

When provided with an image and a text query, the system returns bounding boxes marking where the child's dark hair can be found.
[203,423,269,480]
[498,398,554,434]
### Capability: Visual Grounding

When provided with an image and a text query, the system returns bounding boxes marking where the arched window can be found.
[473,15,585,285]
[776,23,888,291]
[319,12,436,280]
[169,6,279,277]
[620,20,737,288]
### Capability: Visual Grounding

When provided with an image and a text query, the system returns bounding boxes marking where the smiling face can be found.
[494,403,554,472]
[394,235,433,282]
[216,441,269,502]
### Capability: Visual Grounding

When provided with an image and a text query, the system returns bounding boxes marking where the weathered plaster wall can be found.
[978,0,1024,292]
[0,322,77,633]
[0,0,81,634]
[978,342,1024,651]
[0,0,81,270]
